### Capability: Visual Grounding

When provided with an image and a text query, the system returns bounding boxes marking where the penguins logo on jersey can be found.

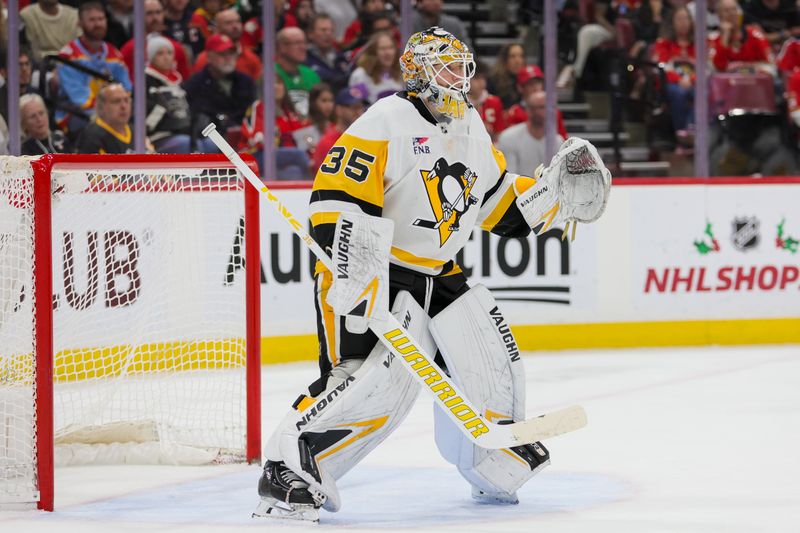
[413,157,479,246]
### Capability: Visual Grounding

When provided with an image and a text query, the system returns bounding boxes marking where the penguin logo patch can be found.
[412,157,479,246]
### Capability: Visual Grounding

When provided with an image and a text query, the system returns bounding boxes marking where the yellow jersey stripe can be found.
[391,246,447,269]
[318,270,338,367]
[491,145,507,175]
[309,211,341,227]
[480,186,517,232]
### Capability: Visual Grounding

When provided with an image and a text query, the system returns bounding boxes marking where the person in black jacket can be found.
[104,0,133,49]
[20,94,73,155]
[145,36,215,153]
[182,34,256,137]
[304,14,350,92]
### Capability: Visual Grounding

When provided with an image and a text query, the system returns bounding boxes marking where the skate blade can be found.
[471,488,519,505]
[252,496,320,522]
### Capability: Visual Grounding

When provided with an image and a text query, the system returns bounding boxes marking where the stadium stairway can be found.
[559,89,670,177]
[444,2,520,57]
[445,1,671,177]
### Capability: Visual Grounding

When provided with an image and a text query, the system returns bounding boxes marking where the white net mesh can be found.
[0,157,38,505]
[1,156,253,507]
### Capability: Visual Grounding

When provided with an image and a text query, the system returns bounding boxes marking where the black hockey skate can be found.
[252,461,324,522]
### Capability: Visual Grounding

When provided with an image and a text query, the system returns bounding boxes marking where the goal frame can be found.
[28,154,262,511]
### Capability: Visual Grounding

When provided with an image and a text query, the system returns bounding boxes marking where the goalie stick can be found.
[202,124,587,449]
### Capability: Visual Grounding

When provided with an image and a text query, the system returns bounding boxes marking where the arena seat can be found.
[225,126,243,149]
[709,73,777,116]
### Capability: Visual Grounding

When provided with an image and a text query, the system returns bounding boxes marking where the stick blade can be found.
[511,405,587,444]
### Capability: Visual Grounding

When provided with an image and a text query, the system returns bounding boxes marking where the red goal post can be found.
[0,154,261,511]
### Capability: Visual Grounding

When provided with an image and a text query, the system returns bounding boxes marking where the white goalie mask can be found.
[400,27,476,120]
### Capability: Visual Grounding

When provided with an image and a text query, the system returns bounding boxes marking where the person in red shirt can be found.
[778,38,800,74]
[504,65,568,140]
[240,75,312,179]
[785,71,800,127]
[709,0,774,72]
[652,6,697,133]
[341,0,385,49]
[291,0,316,32]
[120,0,190,81]
[240,76,309,152]
[312,86,367,173]
[189,0,224,39]
[467,60,505,140]
[778,38,800,127]
[192,8,263,80]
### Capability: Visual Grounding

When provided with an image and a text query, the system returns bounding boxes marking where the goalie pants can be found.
[313,262,468,377]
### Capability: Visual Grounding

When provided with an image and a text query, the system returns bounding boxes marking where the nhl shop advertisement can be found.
[630,182,800,321]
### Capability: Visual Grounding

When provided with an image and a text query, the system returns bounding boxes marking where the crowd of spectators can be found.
[0,0,569,179]
[556,0,800,174]
[0,0,798,178]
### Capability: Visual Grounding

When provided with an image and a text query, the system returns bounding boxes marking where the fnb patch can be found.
[413,137,430,154]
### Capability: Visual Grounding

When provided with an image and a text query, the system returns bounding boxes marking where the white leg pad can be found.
[430,284,548,500]
[264,290,435,512]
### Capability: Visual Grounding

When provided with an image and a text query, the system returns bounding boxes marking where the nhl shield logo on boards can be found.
[731,217,760,251]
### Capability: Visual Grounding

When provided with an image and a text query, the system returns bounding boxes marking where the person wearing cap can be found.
[144,36,215,154]
[275,27,322,117]
[505,64,568,140]
[191,8,263,80]
[183,33,256,137]
[120,0,191,81]
[311,86,367,173]
[467,60,506,141]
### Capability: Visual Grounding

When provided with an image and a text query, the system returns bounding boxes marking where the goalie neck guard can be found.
[400,26,475,120]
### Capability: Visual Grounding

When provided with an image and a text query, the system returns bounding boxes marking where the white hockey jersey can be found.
[310,92,535,276]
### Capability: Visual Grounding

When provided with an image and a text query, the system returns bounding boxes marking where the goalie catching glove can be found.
[513,137,611,241]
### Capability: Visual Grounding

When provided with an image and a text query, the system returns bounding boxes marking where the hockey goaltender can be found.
[253,26,611,522]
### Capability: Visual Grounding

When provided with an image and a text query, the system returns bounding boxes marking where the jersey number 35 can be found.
[320,147,376,183]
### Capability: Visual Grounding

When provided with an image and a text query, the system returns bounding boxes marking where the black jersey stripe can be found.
[489,201,532,238]
[310,189,382,217]
[481,170,507,207]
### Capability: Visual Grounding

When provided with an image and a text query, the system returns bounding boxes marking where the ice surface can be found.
[2,345,799,532]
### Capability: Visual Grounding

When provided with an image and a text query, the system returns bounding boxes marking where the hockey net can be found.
[0,155,261,510]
